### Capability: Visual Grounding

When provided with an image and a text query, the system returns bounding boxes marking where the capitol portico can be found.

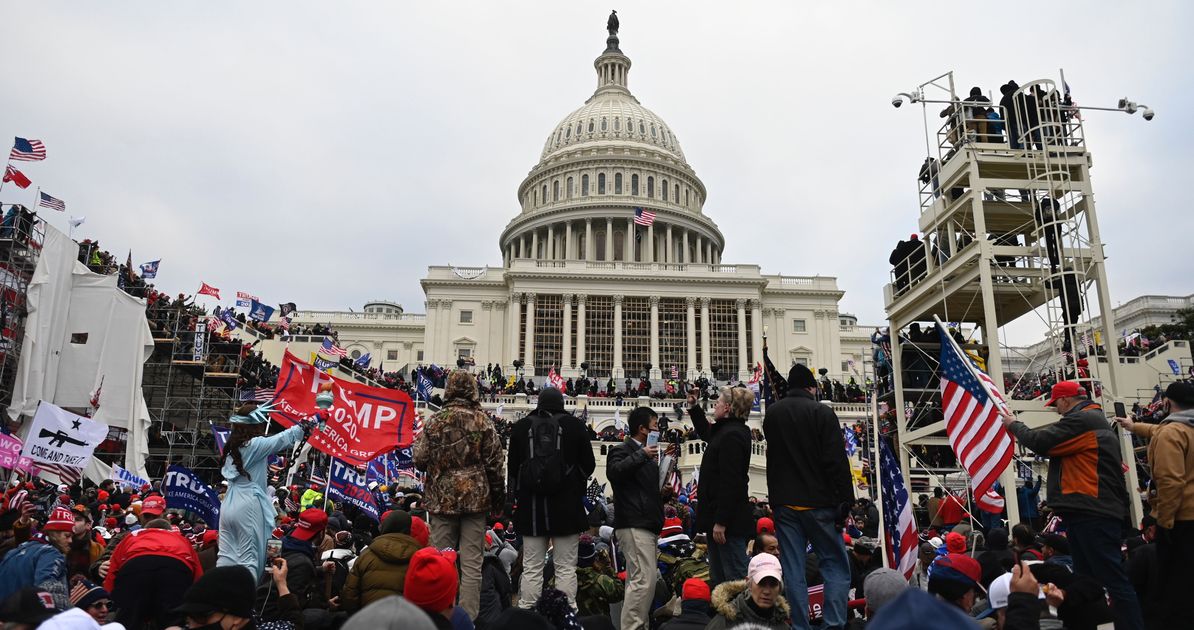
[292,26,873,386]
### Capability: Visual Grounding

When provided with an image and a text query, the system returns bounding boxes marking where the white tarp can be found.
[9,224,154,480]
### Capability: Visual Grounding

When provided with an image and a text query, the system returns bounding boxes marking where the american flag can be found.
[585,478,605,504]
[878,436,918,579]
[38,191,65,212]
[320,337,347,358]
[633,206,656,227]
[309,471,327,487]
[10,137,46,161]
[937,325,1013,513]
[240,387,274,402]
[39,463,82,485]
[670,365,679,379]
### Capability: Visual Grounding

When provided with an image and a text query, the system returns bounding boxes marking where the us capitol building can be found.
[287,25,877,387]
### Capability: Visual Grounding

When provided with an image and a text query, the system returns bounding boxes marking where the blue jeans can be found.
[776,507,850,630]
[1065,514,1145,630]
[707,534,749,588]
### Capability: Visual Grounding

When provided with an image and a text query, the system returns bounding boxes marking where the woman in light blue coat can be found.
[216,402,311,580]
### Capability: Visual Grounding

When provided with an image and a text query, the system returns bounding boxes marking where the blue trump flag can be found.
[211,423,231,455]
[327,459,380,522]
[249,299,275,323]
[163,464,221,528]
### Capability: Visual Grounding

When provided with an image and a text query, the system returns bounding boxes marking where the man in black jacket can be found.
[687,386,753,587]
[507,387,596,609]
[607,406,671,630]
[764,363,853,630]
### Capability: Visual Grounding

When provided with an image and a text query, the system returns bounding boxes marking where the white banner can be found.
[20,401,109,468]
[111,463,150,490]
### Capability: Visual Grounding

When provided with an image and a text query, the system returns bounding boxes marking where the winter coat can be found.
[508,410,597,536]
[413,391,506,516]
[576,566,624,617]
[688,405,753,538]
[279,536,320,609]
[1128,409,1194,528]
[340,532,421,611]
[705,579,791,630]
[0,540,69,609]
[104,527,203,593]
[658,599,712,630]
[606,437,664,532]
[763,388,853,509]
[476,552,512,628]
[1006,400,1129,521]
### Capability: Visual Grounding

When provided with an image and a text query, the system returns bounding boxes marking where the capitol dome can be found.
[500,26,721,268]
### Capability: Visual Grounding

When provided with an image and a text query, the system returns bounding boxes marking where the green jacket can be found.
[576,566,623,617]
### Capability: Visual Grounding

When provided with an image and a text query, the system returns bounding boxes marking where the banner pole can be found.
[323,457,334,511]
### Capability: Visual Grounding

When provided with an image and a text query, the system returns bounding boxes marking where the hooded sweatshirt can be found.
[1129,409,1194,528]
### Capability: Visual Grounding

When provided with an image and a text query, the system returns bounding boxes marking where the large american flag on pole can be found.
[10,137,46,162]
[936,321,1014,513]
[878,436,917,579]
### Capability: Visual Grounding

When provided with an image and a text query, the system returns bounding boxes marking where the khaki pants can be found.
[616,528,658,630]
[430,512,486,619]
[518,534,580,609]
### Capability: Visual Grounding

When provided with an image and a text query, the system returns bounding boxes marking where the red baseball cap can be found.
[291,508,328,542]
[931,553,982,589]
[756,517,775,535]
[1045,381,1082,407]
[141,495,166,516]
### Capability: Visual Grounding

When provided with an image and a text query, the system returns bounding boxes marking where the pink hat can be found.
[748,551,783,585]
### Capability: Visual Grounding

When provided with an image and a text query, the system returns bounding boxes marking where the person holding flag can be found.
[1000,382,1146,630]
[217,401,320,580]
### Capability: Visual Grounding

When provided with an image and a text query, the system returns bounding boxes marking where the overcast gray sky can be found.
[2,1,1189,344]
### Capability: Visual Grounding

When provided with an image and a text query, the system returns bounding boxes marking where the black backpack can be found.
[519,412,571,494]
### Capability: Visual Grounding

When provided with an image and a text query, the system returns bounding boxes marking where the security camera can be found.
[1118,98,1138,115]
[1141,108,1155,121]
[892,96,904,109]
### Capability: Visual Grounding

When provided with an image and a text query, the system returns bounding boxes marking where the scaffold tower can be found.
[0,205,44,418]
[884,71,1142,527]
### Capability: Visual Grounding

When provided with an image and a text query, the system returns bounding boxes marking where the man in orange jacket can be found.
[105,514,203,629]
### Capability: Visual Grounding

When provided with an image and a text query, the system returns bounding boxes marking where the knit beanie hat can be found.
[404,547,459,614]
[174,565,257,618]
[68,580,109,609]
[682,578,711,602]
[788,364,818,389]
[410,516,430,547]
[863,568,908,613]
[380,509,412,536]
[945,532,967,554]
[537,387,565,413]
[340,595,437,630]
[577,534,597,568]
[42,506,74,532]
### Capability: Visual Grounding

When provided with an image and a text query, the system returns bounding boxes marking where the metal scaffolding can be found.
[0,205,44,418]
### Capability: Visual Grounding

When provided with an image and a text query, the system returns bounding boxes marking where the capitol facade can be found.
[291,30,874,384]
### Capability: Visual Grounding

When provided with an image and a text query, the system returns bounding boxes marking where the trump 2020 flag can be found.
[139,260,160,279]
[327,459,380,522]
[20,402,109,468]
[879,436,918,579]
[163,465,220,528]
[937,321,1014,513]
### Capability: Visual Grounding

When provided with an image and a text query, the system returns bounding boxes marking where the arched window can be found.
[662,179,668,201]
[596,231,606,261]
[614,117,621,131]
[598,173,606,194]
[601,117,608,131]
[576,122,583,136]
[650,123,657,138]
[675,184,680,202]
[626,117,633,133]
[565,127,571,139]
[615,173,623,195]
[639,120,645,135]
[582,174,590,196]
[533,189,538,205]
[685,188,690,206]
[567,177,574,199]
[588,119,595,133]
[553,180,559,202]
[647,176,655,198]
[631,174,639,196]
[613,231,625,260]
[555,130,562,143]
[542,184,548,203]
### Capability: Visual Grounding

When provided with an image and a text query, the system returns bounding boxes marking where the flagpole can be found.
[323,457,335,511]
[871,390,890,569]
[931,314,1007,414]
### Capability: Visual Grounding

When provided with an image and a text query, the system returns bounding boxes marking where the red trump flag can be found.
[270,350,416,466]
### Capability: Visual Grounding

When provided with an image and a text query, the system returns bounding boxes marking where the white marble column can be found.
[750,298,763,368]
[531,231,539,260]
[519,236,526,258]
[565,222,573,260]
[682,230,690,264]
[665,225,673,263]
[605,218,613,261]
[613,294,624,378]
[649,296,660,378]
[585,219,593,261]
[686,296,697,379]
[576,294,587,367]
[508,293,521,371]
[562,293,573,373]
[626,218,634,262]
[547,225,555,260]
[481,301,494,363]
[706,242,713,266]
[695,236,704,264]
[736,298,748,378]
[646,223,655,263]
[700,297,711,376]
[525,293,537,371]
